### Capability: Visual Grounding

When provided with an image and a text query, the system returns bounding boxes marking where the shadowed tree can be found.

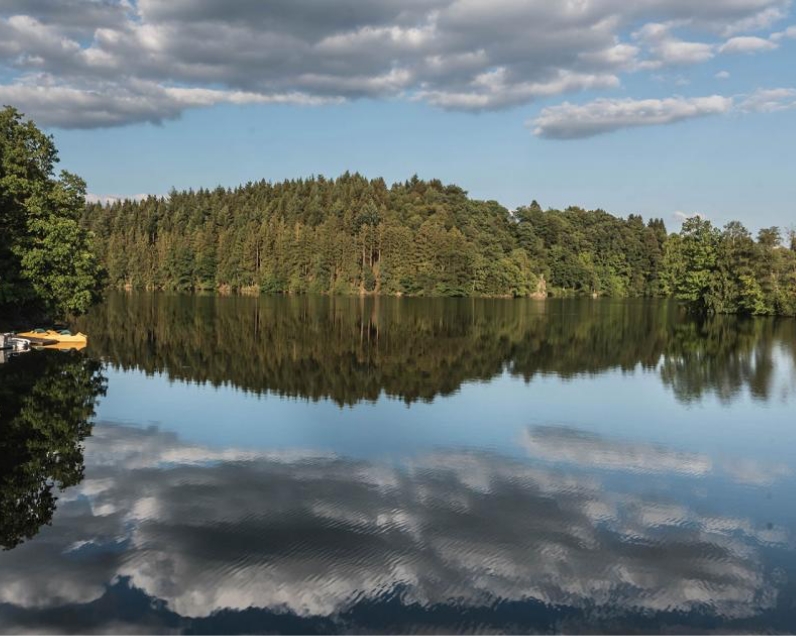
[0,351,106,550]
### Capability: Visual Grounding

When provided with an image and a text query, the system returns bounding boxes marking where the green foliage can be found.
[70,154,794,314]
[0,107,104,319]
[512,206,667,298]
[82,175,674,300]
[673,217,721,312]
[663,217,796,316]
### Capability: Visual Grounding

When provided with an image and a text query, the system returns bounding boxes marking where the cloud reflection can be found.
[521,425,713,476]
[522,425,792,487]
[0,423,790,633]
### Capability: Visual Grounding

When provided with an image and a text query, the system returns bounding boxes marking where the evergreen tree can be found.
[75,169,795,315]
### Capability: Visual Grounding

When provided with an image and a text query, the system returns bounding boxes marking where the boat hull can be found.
[16,330,88,344]
[42,341,87,351]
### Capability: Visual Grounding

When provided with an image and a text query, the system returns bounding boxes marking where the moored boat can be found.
[42,340,87,351]
[16,328,88,344]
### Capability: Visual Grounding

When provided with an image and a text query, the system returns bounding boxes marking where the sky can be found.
[0,0,794,232]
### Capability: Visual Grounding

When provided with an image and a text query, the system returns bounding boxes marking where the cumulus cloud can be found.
[719,35,779,53]
[530,94,733,139]
[715,70,731,79]
[739,87,796,112]
[0,0,791,127]
[720,4,790,35]
[417,69,621,111]
[0,421,788,632]
[0,0,130,37]
[770,24,796,40]
[632,22,716,68]
[0,79,338,129]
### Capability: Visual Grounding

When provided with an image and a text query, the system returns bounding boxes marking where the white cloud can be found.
[0,81,335,128]
[673,210,705,222]
[0,0,791,128]
[632,22,715,67]
[739,87,796,112]
[86,192,158,205]
[770,24,796,40]
[418,69,621,111]
[721,5,790,36]
[530,94,733,139]
[719,35,779,53]
[656,39,715,64]
[715,70,731,79]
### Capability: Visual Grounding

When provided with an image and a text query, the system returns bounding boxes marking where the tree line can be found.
[81,174,796,315]
[75,293,795,407]
[2,107,794,319]
[81,176,671,299]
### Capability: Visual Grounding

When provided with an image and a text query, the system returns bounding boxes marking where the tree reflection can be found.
[660,315,796,403]
[75,293,796,405]
[0,351,106,550]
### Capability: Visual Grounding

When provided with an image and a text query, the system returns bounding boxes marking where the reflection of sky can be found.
[97,362,796,467]
[0,421,793,633]
[6,345,791,632]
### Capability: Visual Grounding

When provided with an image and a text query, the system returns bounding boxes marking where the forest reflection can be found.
[76,293,796,406]
[0,351,106,550]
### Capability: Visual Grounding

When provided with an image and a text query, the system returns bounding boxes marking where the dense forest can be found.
[81,174,796,315]
[75,293,795,406]
[1,107,794,318]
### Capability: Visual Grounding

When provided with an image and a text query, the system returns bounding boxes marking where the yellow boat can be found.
[43,341,87,351]
[16,329,88,344]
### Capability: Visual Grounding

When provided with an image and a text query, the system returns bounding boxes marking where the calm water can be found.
[1,293,796,634]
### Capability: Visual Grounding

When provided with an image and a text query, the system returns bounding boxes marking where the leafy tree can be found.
[673,217,722,313]
[661,218,796,316]
[0,106,103,320]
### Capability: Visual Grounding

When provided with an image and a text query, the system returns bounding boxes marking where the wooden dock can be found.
[23,336,59,346]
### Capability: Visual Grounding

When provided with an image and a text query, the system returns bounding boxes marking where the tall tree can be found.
[0,107,103,320]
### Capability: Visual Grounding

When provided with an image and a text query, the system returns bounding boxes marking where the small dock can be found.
[23,336,59,346]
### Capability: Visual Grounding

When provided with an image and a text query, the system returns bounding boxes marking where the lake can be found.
[1,293,795,634]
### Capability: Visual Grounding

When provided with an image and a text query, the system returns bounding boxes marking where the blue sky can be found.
[1,0,795,232]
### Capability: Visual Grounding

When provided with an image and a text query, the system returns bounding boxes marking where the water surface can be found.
[1,294,795,633]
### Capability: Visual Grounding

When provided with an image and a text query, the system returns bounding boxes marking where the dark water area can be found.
[1,293,795,634]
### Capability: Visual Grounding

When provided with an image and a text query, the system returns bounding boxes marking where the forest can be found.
[75,293,795,407]
[2,107,794,319]
[81,173,796,315]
